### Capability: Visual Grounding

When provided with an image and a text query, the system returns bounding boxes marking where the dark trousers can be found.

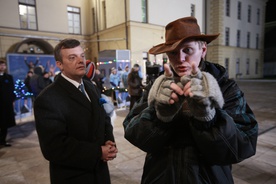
[0,128,8,144]
[130,96,141,110]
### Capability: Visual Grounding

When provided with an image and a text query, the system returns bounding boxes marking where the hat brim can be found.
[149,33,220,55]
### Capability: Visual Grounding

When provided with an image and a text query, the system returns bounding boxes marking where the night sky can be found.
[266,0,276,22]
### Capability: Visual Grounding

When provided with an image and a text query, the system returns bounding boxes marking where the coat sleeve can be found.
[34,91,103,171]
[189,79,258,164]
[127,74,139,89]
[123,82,172,153]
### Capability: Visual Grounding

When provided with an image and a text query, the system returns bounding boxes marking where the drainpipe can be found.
[95,0,100,52]
[124,0,128,49]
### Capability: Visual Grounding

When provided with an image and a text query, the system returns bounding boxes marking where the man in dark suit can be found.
[0,59,16,147]
[34,39,117,184]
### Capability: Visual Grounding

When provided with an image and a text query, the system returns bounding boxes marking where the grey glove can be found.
[148,74,185,122]
[181,70,224,122]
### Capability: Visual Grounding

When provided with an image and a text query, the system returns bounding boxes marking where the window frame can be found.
[248,5,251,23]
[257,8,260,25]
[67,6,81,34]
[237,1,241,20]
[141,0,148,23]
[237,29,241,47]
[191,4,195,17]
[225,58,229,74]
[246,58,250,75]
[18,0,38,30]
[255,59,259,74]
[226,0,230,17]
[225,27,230,46]
[247,32,250,48]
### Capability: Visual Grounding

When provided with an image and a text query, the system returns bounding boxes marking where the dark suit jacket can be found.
[34,74,114,184]
[0,73,16,129]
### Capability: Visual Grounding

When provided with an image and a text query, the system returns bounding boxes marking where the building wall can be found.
[105,0,125,28]
[206,0,267,78]
[0,0,268,79]
[0,0,92,34]
[0,0,20,28]
[0,0,92,60]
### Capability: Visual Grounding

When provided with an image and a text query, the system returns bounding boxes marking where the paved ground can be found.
[0,80,275,184]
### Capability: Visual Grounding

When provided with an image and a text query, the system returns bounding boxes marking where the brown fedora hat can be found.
[149,16,220,55]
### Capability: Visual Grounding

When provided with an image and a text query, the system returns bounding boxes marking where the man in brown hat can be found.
[123,17,258,183]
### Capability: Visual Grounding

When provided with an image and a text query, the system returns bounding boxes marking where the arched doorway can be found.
[7,38,54,54]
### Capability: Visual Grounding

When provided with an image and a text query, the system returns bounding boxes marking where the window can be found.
[67,6,81,34]
[226,0,230,17]
[191,4,195,17]
[248,5,251,23]
[141,0,148,23]
[102,1,107,29]
[18,0,37,30]
[237,30,240,47]
[257,8,260,25]
[256,34,259,49]
[92,8,96,33]
[236,58,240,74]
[225,58,229,74]
[246,59,250,75]
[255,59,259,74]
[247,32,250,48]
[237,1,241,20]
[225,27,230,46]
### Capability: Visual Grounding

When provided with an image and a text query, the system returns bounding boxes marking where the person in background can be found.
[34,39,117,184]
[24,56,39,72]
[24,71,33,93]
[29,65,45,99]
[22,70,34,112]
[117,66,123,85]
[0,59,16,147]
[127,64,143,110]
[123,17,258,183]
[85,61,116,126]
[93,69,105,93]
[42,71,52,87]
[109,67,120,88]
[121,65,129,89]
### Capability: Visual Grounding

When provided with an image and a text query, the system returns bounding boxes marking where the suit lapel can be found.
[83,80,102,137]
[56,75,92,110]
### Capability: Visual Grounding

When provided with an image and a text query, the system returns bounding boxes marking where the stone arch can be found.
[7,38,54,54]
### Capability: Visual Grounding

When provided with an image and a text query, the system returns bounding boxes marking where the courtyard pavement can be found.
[0,79,275,184]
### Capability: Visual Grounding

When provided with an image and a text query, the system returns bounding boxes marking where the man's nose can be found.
[78,57,85,63]
[179,51,187,62]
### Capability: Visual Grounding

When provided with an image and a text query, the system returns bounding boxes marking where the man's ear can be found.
[201,44,207,58]
[56,61,63,71]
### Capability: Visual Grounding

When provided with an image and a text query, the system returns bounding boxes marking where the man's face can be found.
[56,46,86,82]
[0,63,7,73]
[166,41,207,77]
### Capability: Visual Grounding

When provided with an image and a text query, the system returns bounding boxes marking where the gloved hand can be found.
[148,64,185,122]
[181,63,224,122]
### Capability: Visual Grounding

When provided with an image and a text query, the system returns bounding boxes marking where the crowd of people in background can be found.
[0,24,258,183]
[21,61,57,113]
[107,63,144,109]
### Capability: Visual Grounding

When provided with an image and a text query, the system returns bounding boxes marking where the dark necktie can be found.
[78,84,86,95]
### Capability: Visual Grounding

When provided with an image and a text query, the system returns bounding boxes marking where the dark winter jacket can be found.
[30,66,46,97]
[127,69,143,97]
[123,61,258,184]
[0,73,16,129]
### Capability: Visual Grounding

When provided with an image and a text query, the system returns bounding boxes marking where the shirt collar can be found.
[61,73,83,88]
